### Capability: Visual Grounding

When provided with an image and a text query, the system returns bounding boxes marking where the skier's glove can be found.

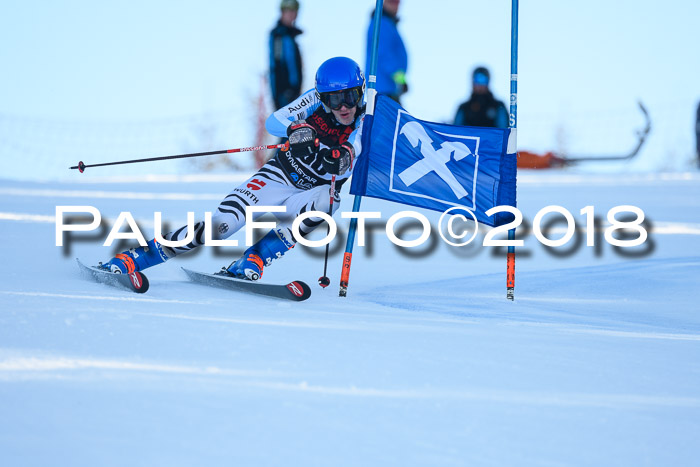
[287,120,319,159]
[320,143,354,175]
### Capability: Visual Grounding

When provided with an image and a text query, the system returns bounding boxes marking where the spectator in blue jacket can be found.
[366,0,408,104]
[454,66,508,128]
[269,0,303,109]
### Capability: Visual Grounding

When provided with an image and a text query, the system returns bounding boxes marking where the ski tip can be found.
[127,271,149,293]
[181,267,195,278]
[286,281,312,301]
[77,258,149,294]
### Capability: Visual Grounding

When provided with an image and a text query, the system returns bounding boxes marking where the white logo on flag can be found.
[398,122,472,199]
[389,113,480,209]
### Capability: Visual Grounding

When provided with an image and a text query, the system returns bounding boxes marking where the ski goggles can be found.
[473,72,489,86]
[319,87,362,110]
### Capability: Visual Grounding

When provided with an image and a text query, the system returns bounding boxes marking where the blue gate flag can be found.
[350,95,517,227]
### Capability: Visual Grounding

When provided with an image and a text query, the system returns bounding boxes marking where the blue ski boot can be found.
[225,229,295,281]
[101,238,173,274]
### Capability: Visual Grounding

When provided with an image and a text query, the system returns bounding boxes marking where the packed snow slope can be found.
[1,170,699,466]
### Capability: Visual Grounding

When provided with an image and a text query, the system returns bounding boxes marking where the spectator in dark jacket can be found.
[454,66,508,128]
[269,0,303,109]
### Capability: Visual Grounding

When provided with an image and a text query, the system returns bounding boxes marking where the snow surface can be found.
[1,170,700,466]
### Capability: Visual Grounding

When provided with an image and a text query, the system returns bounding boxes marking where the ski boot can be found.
[100,238,173,274]
[224,229,294,281]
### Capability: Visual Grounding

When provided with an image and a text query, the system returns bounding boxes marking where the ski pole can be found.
[70,142,289,173]
[507,0,519,302]
[318,174,337,288]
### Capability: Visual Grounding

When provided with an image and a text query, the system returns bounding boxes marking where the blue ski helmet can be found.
[315,57,365,109]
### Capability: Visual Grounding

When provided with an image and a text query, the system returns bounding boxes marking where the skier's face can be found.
[331,105,356,125]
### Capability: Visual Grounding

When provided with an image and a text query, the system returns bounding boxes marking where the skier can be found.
[366,0,408,104]
[453,66,508,128]
[100,57,366,281]
[269,0,303,110]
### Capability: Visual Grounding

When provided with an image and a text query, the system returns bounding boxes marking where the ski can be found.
[182,268,311,302]
[76,259,150,294]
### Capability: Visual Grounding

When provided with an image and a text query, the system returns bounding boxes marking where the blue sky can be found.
[1,0,698,177]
